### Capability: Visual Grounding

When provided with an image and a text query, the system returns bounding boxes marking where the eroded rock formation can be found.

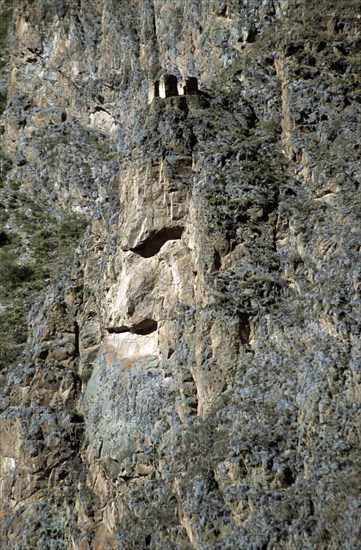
[0,0,360,548]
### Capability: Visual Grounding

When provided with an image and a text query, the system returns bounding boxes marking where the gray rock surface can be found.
[0,0,360,548]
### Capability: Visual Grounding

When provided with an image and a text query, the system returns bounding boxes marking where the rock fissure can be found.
[130,226,184,257]
[106,318,158,336]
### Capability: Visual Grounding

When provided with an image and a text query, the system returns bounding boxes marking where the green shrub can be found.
[57,214,87,244]
[0,0,13,70]
[0,248,51,292]
[80,370,92,384]
[0,296,27,370]
[0,250,35,289]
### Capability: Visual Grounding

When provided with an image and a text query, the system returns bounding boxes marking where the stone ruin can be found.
[148,74,198,104]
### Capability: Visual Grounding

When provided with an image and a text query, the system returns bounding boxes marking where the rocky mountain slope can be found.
[0,0,360,548]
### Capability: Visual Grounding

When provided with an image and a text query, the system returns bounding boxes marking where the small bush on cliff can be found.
[0,250,37,289]
[0,0,13,70]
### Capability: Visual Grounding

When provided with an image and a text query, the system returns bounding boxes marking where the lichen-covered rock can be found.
[0,0,360,548]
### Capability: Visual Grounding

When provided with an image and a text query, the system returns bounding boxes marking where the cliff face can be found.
[0,0,360,548]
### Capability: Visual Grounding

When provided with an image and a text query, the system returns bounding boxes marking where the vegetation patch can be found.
[0,0,13,71]
[0,191,87,373]
[204,142,285,240]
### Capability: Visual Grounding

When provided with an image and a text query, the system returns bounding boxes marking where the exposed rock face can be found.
[0,0,360,548]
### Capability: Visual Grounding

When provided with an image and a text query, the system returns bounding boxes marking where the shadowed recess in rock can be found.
[107,318,158,335]
[238,312,251,345]
[131,227,184,257]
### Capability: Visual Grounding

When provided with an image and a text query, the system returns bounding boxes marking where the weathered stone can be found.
[0,0,360,548]
[178,76,198,95]
[148,79,160,104]
[159,74,179,98]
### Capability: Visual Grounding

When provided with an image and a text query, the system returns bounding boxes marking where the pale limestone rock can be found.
[148,80,160,104]
[103,331,159,362]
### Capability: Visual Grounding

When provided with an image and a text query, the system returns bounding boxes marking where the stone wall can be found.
[148,74,199,103]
